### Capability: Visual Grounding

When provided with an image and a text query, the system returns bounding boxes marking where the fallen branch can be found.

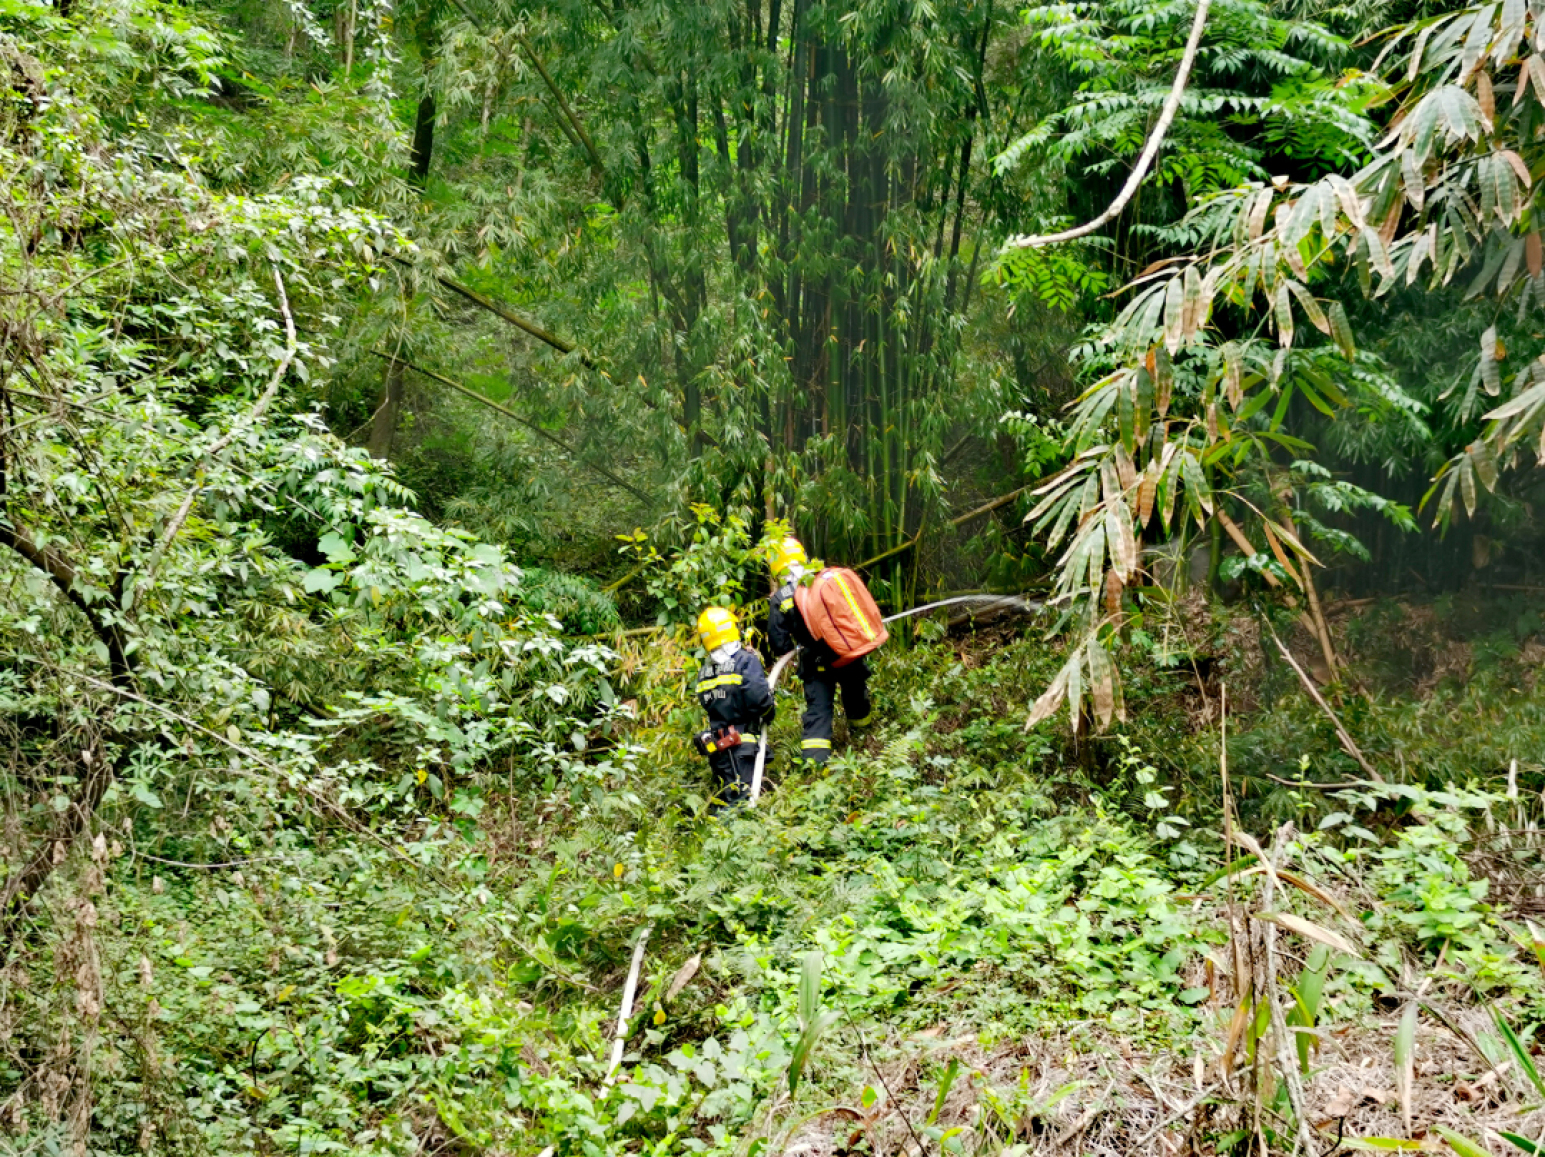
[371,352,652,504]
[1260,772,1373,792]
[604,924,652,1085]
[517,33,604,179]
[855,485,1031,571]
[429,270,591,364]
[1003,0,1212,250]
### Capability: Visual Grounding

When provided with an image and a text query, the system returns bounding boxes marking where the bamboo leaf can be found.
[1223,343,1244,409]
[799,951,822,1028]
[1481,325,1503,396]
[1363,226,1397,281]
[1044,491,1082,551]
[1261,521,1303,586]
[1490,1008,1545,1098]
[1500,1132,1544,1154]
[1182,264,1204,341]
[1066,649,1084,733]
[1164,274,1185,353]
[1106,503,1138,582]
[1287,281,1331,335]
[1330,302,1357,359]
[1137,460,1159,527]
[1027,665,1071,729]
[1086,637,1116,729]
[1337,1138,1430,1150]
[1154,346,1174,418]
[1247,188,1274,240]
[1275,281,1296,349]
[1180,450,1214,517]
[1472,439,1500,491]
[1113,441,1138,492]
[1434,1127,1494,1157]
[1402,146,1427,211]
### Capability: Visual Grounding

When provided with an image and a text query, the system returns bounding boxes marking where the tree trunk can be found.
[369,355,405,458]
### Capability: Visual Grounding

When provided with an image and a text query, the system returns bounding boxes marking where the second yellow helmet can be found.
[768,535,807,579]
[696,606,740,651]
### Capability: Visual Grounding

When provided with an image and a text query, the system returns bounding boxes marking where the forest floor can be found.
[36,592,1545,1157]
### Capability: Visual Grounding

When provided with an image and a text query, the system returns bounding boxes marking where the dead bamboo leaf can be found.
[1261,521,1304,587]
[666,953,702,1001]
[1253,910,1361,958]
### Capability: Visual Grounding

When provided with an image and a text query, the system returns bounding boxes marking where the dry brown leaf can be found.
[666,953,701,1001]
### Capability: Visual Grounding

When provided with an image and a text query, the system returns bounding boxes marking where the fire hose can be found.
[746,594,1041,804]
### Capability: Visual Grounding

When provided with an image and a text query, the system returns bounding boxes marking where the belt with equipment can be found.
[692,724,759,755]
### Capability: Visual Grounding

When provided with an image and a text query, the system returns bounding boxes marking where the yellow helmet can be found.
[768,535,807,579]
[695,606,740,651]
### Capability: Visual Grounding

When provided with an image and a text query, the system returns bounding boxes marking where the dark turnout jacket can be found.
[694,645,775,808]
[694,646,775,739]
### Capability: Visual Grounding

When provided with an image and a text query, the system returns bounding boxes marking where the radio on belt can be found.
[691,724,742,756]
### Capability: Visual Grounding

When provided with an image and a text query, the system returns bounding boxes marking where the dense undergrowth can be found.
[13,602,1545,1156]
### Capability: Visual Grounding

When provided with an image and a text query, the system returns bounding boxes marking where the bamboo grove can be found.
[351,0,1049,584]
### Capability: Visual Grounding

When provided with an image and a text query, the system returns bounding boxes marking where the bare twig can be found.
[146,266,297,583]
[1132,1080,1224,1148]
[1003,0,1212,250]
[1262,618,1382,782]
[843,1010,928,1157]
[1242,826,1321,1157]
[1261,772,1374,791]
[1053,1079,1116,1148]
[854,486,1031,571]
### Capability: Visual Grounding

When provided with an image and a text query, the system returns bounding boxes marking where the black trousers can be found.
[798,658,872,765]
[708,740,764,812]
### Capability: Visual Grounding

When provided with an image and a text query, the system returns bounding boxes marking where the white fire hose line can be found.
[746,595,1041,804]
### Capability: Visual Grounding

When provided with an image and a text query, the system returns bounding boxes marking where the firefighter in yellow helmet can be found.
[765,536,874,766]
[692,606,775,812]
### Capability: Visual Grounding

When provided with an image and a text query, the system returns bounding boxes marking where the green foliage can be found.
[618,504,759,629]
